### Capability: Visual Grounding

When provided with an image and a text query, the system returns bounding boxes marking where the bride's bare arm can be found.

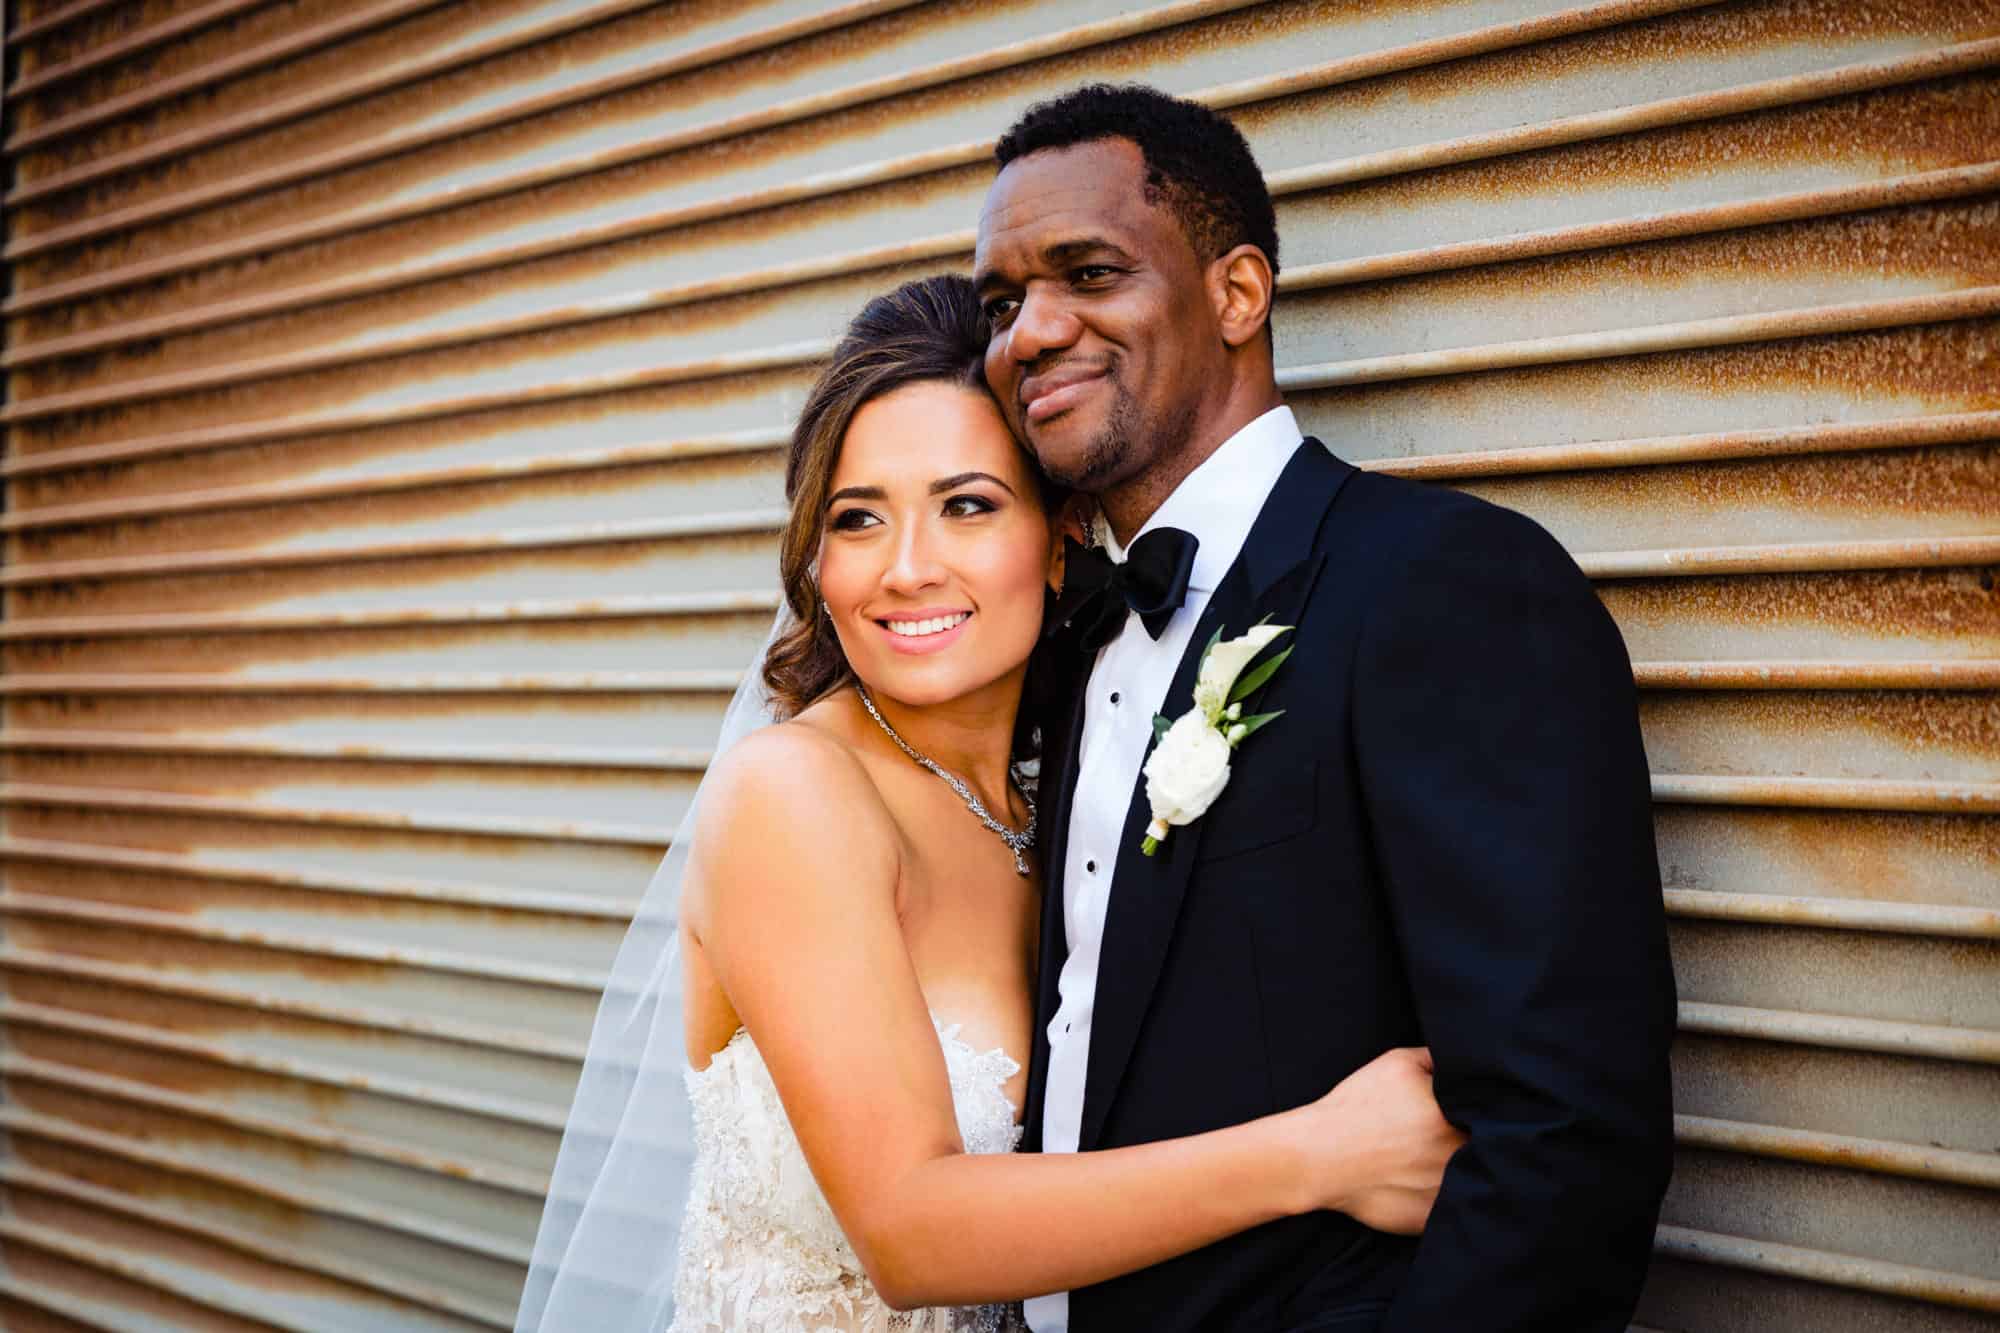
[687,725,1457,1311]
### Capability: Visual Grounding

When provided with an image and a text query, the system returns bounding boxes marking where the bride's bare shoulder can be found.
[693,707,896,867]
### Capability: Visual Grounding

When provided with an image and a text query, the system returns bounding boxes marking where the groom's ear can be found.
[1211,243,1275,349]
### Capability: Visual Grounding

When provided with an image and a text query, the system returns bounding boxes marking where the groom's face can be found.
[974,138,1221,496]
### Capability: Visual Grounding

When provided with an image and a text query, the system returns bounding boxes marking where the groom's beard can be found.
[1038,373,1192,496]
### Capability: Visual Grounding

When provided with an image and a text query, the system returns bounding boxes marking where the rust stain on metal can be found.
[1296,71,2000,222]
[1602,565,2000,647]
[1655,804,2000,906]
[0,1236,286,1332]
[4,363,808,507]
[8,1133,312,1235]
[9,1023,358,1113]
[10,456,777,570]
[1463,442,2000,541]
[1641,687,2000,767]
[1308,198,2000,337]
[2,915,407,987]
[1388,0,2000,102]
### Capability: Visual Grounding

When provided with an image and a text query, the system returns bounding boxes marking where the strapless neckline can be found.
[691,1013,1025,1127]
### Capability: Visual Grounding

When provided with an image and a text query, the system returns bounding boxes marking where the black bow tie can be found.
[1054,526,1199,650]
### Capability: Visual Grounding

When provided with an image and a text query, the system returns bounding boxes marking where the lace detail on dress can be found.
[670,1017,1026,1332]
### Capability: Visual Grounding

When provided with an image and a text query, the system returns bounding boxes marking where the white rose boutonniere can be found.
[1139,622,1293,856]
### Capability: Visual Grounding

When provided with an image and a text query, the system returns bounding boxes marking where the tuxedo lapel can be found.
[1022,622,1091,1151]
[1078,441,1354,1152]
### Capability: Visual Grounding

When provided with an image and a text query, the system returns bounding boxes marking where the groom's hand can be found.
[1299,1047,1465,1235]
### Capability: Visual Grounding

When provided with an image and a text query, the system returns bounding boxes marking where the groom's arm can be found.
[1350,496,1677,1332]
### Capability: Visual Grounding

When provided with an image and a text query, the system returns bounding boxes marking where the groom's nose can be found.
[1007,284,1082,366]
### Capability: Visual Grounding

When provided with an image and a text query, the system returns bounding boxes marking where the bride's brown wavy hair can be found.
[763,274,1022,718]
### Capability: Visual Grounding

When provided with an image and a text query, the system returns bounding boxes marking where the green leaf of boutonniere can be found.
[1152,713,1175,742]
[1232,709,1285,741]
[1228,645,1294,704]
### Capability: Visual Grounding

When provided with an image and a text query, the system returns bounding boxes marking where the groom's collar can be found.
[1094,404,1302,595]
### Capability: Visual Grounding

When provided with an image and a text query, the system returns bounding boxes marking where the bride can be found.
[515,276,1463,1332]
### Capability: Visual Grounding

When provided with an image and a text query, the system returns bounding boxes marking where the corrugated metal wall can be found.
[0,1,1994,1329]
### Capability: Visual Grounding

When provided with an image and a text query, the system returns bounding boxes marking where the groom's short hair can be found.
[994,84,1279,281]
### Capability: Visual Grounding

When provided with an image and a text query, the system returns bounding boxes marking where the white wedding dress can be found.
[670,1014,1028,1332]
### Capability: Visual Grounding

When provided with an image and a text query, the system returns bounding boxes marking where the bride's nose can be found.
[880,519,947,596]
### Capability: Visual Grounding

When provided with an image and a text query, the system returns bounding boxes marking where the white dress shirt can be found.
[1025,406,1305,1333]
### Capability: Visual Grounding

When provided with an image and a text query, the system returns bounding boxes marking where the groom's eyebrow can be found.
[974,236,1133,292]
[931,471,1016,496]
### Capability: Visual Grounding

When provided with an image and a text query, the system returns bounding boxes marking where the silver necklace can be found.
[856,683,1036,876]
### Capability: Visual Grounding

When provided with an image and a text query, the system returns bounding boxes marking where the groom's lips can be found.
[1020,364,1106,424]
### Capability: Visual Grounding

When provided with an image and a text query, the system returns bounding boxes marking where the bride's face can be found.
[819,380,1059,710]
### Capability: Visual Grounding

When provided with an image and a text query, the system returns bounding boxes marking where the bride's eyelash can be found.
[828,508,878,531]
[944,494,998,517]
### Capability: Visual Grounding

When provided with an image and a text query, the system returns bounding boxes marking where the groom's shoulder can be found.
[1332,462,1570,569]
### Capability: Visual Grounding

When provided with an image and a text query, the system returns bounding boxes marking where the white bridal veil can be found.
[514,615,787,1331]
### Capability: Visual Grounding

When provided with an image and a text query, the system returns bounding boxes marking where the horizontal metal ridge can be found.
[1263,36,2000,199]
[8,0,127,45]
[2,399,1985,529]
[1282,162,2000,296]
[0,1107,535,1267]
[1674,1114,2000,1190]
[1632,660,2000,690]
[17,162,1996,435]
[0,0,1727,303]
[0,728,709,771]
[0,420,787,497]
[5,230,966,401]
[1677,1001,2000,1065]
[1,1162,516,1328]
[17,148,1995,378]
[6,0,661,154]
[0,889,613,993]
[0,1052,547,1196]
[0,337,833,467]
[1654,1224,2000,1312]
[1576,534,2000,580]
[0,945,589,1062]
[1357,411,2000,481]
[0,505,789,584]
[0,1210,315,1333]
[9,662,1972,696]
[0,996,568,1131]
[0,0,1271,254]
[0,669,743,695]
[1653,774,2000,814]
[0,587,781,639]
[6,516,1992,597]
[0,1271,121,1332]
[0,782,677,847]
[5,0,278,99]
[16,278,1998,483]
[0,835,632,922]
[1664,889,2000,940]
[1278,286,2000,392]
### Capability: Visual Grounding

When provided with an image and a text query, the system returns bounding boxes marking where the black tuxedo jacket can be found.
[1026,440,1677,1332]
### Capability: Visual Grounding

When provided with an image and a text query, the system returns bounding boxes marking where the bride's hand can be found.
[1292,1046,1465,1235]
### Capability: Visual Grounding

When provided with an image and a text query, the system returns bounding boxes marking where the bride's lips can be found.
[875,609,974,656]
[1020,365,1106,424]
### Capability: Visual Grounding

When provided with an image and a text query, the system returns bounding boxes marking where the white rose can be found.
[1143,711,1233,831]
[1193,623,1290,721]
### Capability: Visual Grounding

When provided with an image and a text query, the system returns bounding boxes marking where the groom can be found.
[976,86,1678,1331]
